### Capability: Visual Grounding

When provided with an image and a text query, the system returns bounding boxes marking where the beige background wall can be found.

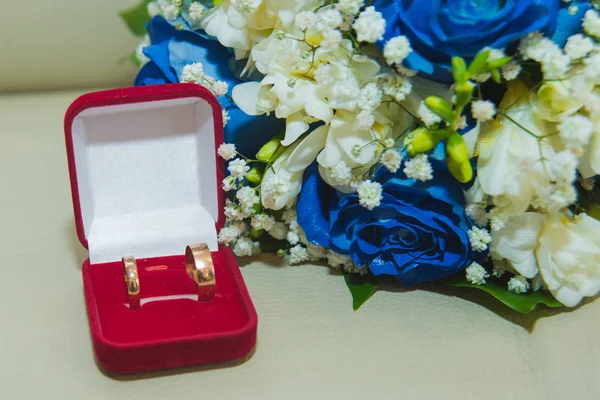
[0,0,140,92]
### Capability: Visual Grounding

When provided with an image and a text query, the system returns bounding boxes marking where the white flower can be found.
[269,222,288,240]
[212,81,229,96]
[329,161,353,185]
[358,83,383,111]
[466,203,489,227]
[222,109,230,127]
[326,250,354,269]
[218,226,241,245]
[357,180,382,210]
[230,0,262,14]
[353,6,386,43]
[160,1,180,21]
[536,213,600,306]
[455,115,468,130]
[558,115,593,150]
[227,158,250,180]
[224,201,243,220]
[188,2,205,21]
[508,275,530,294]
[403,154,433,182]
[331,80,361,110]
[583,53,600,81]
[380,75,412,102]
[466,262,490,285]
[265,175,291,197]
[418,101,442,127]
[307,243,328,261]
[471,100,496,122]
[547,181,577,211]
[236,186,259,209]
[544,54,572,80]
[487,48,506,61]
[501,62,522,81]
[295,11,317,31]
[288,245,309,265]
[476,81,555,215]
[491,212,544,278]
[320,29,342,50]
[217,143,237,160]
[286,229,300,246]
[181,63,205,83]
[314,64,334,85]
[384,36,412,66]
[251,214,276,231]
[468,227,492,252]
[336,0,364,16]
[549,150,578,183]
[355,110,375,131]
[488,208,509,232]
[564,34,595,59]
[381,150,402,173]
[233,237,257,257]
[317,9,343,29]
[222,176,237,192]
[147,1,161,17]
[583,10,600,38]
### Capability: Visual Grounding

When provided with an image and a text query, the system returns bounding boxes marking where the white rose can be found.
[491,212,545,278]
[536,213,600,307]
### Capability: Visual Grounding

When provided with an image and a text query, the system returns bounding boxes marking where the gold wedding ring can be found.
[123,256,141,309]
[185,244,216,302]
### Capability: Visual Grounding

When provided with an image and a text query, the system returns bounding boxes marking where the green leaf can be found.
[441,276,563,314]
[344,273,380,311]
[120,0,152,37]
[467,48,490,76]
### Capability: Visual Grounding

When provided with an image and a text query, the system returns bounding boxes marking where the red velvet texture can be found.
[64,83,227,249]
[83,247,257,374]
[66,85,257,374]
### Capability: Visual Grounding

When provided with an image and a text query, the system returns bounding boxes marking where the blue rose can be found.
[298,162,483,285]
[135,16,284,155]
[552,0,594,46]
[375,0,560,81]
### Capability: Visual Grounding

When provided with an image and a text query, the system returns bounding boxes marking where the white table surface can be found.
[1,90,599,400]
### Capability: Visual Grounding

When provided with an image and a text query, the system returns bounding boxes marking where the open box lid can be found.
[65,84,226,264]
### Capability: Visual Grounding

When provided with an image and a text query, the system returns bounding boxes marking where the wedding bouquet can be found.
[121,0,600,313]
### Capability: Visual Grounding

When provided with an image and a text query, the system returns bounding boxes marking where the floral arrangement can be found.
[121,0,600,313]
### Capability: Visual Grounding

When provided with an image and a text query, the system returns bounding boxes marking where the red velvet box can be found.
[64,84,258,374]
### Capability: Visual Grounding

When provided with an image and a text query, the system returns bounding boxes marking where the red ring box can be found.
[64,84,257,374]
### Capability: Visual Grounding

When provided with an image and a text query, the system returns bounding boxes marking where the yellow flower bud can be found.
[256,133,285,161]
[446,131,469,165]
[455,81,475,108]
[405,127,447,156]
[424,96,455,121]
[448,158,473,183]
[247,166,264,184]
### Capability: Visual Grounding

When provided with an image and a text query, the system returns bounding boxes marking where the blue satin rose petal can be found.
[297,163,335,248]
[299,157,485,285]
[375,0,560,81]
[552,0,593,46]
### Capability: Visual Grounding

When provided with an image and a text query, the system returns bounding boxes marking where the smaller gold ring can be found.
[123,256,141,309]
[185,244,216,302]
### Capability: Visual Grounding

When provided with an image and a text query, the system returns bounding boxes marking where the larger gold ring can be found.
[185,244,216,302]
[123,256,141,309]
